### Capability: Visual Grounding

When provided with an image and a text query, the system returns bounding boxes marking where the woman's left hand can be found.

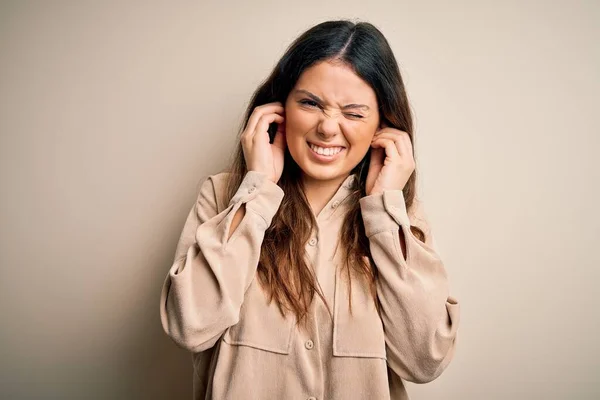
[365,123,416,196]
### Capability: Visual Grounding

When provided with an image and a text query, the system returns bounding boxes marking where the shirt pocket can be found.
[333,264,387,360]
[222,276,295,355]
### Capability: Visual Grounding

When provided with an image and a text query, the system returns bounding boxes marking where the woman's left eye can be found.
[346,113,364,119]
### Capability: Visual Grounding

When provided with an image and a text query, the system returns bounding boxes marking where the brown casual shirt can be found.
[160,170,460,400]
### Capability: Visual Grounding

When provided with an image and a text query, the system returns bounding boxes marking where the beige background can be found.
[1,1,598,399]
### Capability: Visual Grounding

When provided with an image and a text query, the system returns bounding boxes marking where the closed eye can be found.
[346,113,364,119]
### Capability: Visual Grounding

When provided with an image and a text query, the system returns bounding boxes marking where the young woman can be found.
[160,20,460,400]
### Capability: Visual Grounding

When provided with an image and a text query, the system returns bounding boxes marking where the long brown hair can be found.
[224,20,424,328]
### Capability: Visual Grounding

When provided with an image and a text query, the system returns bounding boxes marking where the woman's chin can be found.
[299,163,347,183]
[290,149,354,183]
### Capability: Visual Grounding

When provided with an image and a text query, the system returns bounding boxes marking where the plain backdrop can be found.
[1,1,598,399]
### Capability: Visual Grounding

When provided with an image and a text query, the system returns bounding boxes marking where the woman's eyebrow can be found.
[295,89,370,111]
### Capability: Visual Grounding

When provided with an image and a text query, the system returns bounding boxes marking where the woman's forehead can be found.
[293,61,377,105]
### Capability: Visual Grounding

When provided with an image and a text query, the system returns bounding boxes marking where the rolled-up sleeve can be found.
[160,171,285,352]
[359,190,460,383]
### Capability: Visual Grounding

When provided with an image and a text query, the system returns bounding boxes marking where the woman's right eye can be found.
[299,99,319,107]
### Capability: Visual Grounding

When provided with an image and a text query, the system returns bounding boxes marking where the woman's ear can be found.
[379,113,392,129]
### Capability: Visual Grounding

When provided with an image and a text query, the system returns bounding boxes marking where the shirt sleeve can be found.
[359,190,461,384]
[160,170,285,352]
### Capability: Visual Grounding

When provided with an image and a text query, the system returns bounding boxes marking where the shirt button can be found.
[331,200,340,208]
[308,238,317,246]
[305,339,314,350]
[307,397,316,400]
[248,186,256,193]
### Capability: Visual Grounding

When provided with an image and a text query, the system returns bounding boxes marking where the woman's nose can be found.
[317,110,341,138]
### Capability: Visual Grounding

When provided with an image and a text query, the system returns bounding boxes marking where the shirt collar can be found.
[315,173,359,221]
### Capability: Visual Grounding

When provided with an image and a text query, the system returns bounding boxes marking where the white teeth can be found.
[309,143,343,156]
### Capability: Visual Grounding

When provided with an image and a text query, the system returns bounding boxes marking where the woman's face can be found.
[284,60,380,184]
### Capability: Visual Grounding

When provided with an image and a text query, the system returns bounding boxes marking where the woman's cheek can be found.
[284,109,306,138]
[348,133,372,158]
[284,112,308,157]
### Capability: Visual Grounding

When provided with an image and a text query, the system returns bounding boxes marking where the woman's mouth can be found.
[307,142,345,163]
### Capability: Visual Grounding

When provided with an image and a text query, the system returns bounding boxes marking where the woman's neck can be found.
[301,173,349,218]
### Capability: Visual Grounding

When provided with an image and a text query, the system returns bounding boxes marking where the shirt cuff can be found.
[359,190,410,237]
[228,170,285,227]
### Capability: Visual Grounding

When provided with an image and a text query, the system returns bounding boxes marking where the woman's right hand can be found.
[241,102,287,183]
